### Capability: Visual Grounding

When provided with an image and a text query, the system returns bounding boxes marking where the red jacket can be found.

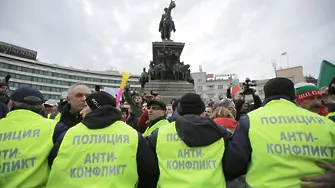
[137,110,149,133]
[319,105,329,116]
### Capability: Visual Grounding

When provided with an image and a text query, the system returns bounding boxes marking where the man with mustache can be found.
[295,82,328,116]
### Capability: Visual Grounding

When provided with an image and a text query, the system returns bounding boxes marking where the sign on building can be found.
[0,41,37,60]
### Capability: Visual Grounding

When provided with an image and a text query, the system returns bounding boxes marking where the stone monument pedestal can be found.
[144,81,195,104]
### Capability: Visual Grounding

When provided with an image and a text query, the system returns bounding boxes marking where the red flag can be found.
[231,79,240,96]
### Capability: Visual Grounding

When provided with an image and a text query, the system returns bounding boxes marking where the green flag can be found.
[317,60,335,88]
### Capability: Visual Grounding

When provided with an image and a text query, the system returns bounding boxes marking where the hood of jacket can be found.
[174,113,226,147]
[82,106,122,129]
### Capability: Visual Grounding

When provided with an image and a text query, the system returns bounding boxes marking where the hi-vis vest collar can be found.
[142,119,169,137]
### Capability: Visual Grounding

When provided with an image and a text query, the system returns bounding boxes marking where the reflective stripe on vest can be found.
[48,112,61,121]
[142,119,169,137]
[156,122,226,188]
[246,99,335,187]
[0,109,56,188]
[46,121,139,188]
[326,111,335,118]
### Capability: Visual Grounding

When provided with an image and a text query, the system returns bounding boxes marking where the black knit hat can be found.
[10,87,44,105]
[179,93,205,115]
[264,77,295,100]
[86,91,116,110]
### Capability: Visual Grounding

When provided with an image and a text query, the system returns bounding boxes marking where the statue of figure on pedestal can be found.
[159,0,176,41]
[139,68,149,88]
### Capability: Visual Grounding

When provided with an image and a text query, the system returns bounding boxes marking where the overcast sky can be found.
[1,0,334,80]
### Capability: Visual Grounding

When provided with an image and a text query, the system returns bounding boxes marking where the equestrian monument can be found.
[140,0,195,103]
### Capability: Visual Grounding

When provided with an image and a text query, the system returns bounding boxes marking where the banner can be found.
[317,60,335,88]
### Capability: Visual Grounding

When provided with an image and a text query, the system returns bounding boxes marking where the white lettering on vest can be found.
[72,134,130,145]
[259,116,325,125]
[0,129,41,141]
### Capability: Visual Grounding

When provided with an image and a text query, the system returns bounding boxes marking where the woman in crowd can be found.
[210,107,237,135]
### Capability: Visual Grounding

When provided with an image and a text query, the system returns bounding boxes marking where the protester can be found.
[137,107,150,133]
[142,102,147,113]
[213,96,236,118]
[167,98,180,122]
[124,83,142,128]
[0,87,67,188]
[324,77,335,121]
[205,105,213,117]
[0,75,10,119]
[47,91,158,188]
[223,77,335,187]
[142,100,168,137]
[166,104,173,117]
[147,93,228,187]
[226,86,261,120]
[43,99,59,116]
[120,107,129,121]
[211,107,237,135]
[295,82,328,116]
[48,83,91,128]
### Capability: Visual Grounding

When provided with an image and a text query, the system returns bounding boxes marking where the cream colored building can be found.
[275,66,304,83]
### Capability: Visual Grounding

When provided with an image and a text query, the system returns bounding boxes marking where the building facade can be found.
[253,78,270,101]
[192,72,232,103]
[275,66,305,83]
[0,41,140,101]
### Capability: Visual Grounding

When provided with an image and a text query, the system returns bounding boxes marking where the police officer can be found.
[142,100,169,137]
[48,83,91,128]
[47,91,158,188]
[147,93,227,187]
[0,87,67,188]
[223,77,335,187]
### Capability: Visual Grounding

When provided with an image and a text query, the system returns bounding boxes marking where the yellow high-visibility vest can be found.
[47,121,139,188]
[47,112,61,121]
[326,111,335,119]
[246,99,335,187]
[156,122,226,188]
[0,109,57,188]
[142,119,169,137]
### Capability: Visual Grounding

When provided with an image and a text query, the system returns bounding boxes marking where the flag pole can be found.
[272,60,277,77]
[286,52,290,68]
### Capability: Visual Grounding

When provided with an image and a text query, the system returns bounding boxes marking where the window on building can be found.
[217,85,223,89]
[197,78,203,83]
[208,94,214,99]
[0,63,10,69]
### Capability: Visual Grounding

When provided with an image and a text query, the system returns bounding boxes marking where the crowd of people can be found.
[0,74,334,188]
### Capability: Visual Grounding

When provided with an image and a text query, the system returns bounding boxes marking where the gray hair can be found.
[67,83,89,97]
[11,101,42,113]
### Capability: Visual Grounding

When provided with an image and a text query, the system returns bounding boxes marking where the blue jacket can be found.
[48,106,158,188]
